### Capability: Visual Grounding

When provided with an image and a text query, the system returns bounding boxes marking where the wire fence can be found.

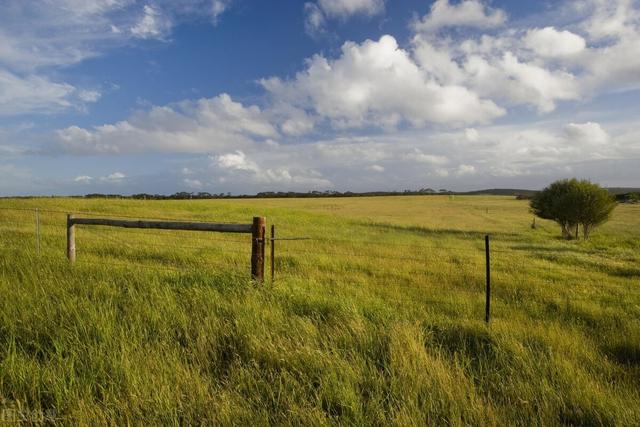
[1,206,638,320]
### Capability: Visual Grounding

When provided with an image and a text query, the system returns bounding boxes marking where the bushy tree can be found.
[530,179,616,240]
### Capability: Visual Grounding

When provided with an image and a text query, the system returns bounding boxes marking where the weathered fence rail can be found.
[66,214,266,282]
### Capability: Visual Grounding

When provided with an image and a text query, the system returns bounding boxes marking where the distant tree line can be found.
[79,188,454,200]
[615,192,640,203]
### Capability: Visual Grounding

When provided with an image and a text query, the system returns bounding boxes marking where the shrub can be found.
[530,179,616,240]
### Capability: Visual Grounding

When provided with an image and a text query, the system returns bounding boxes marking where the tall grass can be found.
[0,196,639,424]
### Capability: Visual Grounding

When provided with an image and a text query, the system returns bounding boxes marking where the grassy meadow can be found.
[0,195,639,425]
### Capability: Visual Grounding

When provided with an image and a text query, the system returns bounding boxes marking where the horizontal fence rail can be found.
[66,214,266,282]
[68,217,254,233]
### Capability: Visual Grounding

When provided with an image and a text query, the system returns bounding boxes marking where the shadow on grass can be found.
[605,342,640,366]
[509,244,587,254]
[532,251,640,279]
[361,221,521,241]
[423,323,496,361]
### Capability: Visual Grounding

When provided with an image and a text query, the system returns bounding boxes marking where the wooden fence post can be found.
[67,214,76,263]
[251,216,266,283]
[485,234,491,324]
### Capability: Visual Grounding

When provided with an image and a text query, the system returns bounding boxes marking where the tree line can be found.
[80,189,456,200]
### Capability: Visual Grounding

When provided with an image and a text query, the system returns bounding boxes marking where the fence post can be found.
[35,208,40,256]
[270,224,275,285]
[485,234,491,324]
[67,214,76,263]
[251,216,266,283]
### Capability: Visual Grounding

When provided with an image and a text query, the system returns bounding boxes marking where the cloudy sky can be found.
[1,0,639,195]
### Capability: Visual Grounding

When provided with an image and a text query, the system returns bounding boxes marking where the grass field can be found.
[1,195,639,425]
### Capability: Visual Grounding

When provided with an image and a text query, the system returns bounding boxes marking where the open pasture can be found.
[0,196,639,425]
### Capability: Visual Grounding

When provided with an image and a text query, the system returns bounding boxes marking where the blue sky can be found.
[1,0,639,195]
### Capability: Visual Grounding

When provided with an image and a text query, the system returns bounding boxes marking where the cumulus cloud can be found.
[17,0,640,195]
[564,122,610,146]
[497,52,580,113]
[216,150,260,172]
[55,94,277,154]
[413,0,506,33]
[215,150,332,189]
[262,35,504,129]
[524,27,586,57]
[582,0,639,41]
[412,34,581,113]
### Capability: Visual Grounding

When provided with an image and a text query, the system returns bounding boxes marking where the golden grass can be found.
[0,195,639,425]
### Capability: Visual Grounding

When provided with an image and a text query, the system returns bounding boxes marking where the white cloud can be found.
[411,34,582,113]
[564,122,610,146]
[405,149,449,165]
[55,94,278,154]
[215,150,332,188]
[14,0,640,195]
[524,27,586,57]
[317,0,384,18]
[100,172,126,182]
[0,0,234,116]
[216,150,260,172]
[74,175,94,184]
[413,0,506,33]
[183,178,203,189]
[497,52,580,113]
[0,70,75,115]
[262,35,504,129]
[211,0,233,23]
[0,70,103,116]
[131,5,172,39]
[582,0,639,41]
[455,164,476,176]
[465,128,479,142]
[304,0,384,36]
[78,90,102,103]
[304,3,327,37]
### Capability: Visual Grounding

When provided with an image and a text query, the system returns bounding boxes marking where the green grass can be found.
[0,196,639,425]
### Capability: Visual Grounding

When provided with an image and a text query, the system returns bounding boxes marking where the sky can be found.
[0,0,639,196]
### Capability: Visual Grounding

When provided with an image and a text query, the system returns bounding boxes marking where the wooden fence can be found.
[66,214,267,282]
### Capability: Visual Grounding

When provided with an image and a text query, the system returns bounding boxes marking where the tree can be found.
[530,179,616,240]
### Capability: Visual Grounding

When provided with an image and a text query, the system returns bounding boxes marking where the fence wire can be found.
[1,205,638,321]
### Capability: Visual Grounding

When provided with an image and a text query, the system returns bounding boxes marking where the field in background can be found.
[1,196,639,424]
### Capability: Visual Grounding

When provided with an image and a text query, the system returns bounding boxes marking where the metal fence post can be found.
[485,235,491,324]
[270,224,275,285]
